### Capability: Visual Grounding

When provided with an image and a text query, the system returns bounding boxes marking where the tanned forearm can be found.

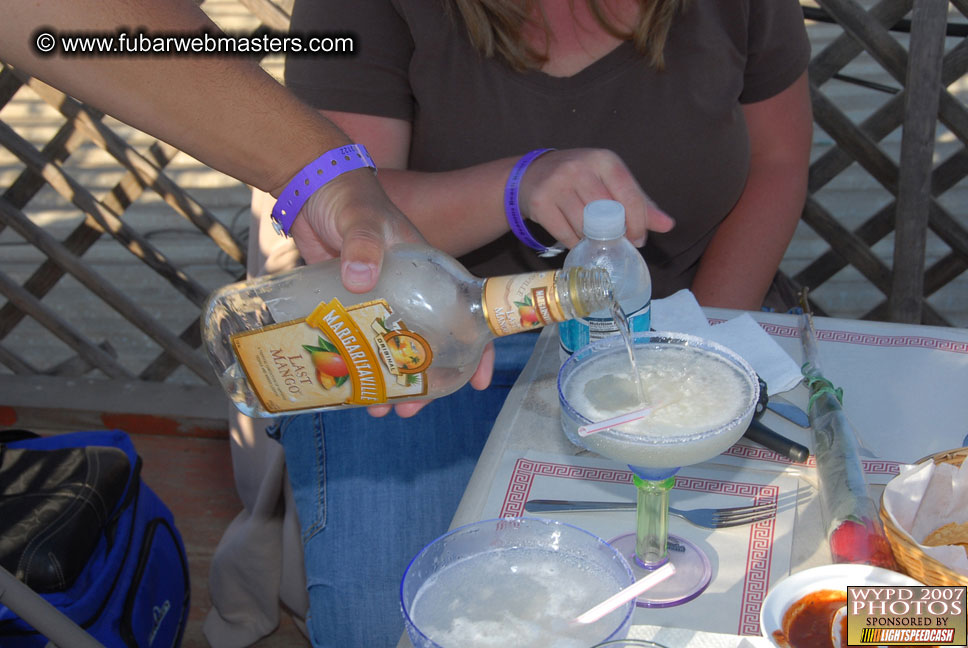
[375,163,524,256]
[0,0,350,197]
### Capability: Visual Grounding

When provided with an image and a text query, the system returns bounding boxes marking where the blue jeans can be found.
[272,333,538,647]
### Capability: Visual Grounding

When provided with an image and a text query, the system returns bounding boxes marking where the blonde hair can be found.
[445,0,688,72]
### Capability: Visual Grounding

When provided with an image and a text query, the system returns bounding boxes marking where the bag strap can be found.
[0,429,39,444]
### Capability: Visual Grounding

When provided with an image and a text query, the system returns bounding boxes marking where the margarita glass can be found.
[400,517,636,648]
[558,332,759,607]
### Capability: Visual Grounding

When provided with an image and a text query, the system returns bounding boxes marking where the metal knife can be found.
[525,499,635,513]
[766,397,809,428]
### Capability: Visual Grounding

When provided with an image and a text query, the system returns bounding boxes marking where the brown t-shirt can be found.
[286,0,809,298]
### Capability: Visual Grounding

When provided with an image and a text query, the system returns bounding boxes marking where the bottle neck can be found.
[556,267,613,320]
[480,268,614,338]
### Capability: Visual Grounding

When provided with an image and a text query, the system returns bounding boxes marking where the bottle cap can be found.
[582,200,627,240]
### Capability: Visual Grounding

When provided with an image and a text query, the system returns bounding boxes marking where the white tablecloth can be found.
[399,311,968,647]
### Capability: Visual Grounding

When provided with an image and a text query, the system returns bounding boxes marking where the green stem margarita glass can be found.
[558,332,759,607]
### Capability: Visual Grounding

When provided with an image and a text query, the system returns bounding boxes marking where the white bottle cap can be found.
[582,200,627,240]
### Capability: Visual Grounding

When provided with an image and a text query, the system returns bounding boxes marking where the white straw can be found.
[573,563,676,625]
[577,405,659,437]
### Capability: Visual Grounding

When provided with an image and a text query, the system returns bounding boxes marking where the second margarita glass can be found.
[558,332,759,607]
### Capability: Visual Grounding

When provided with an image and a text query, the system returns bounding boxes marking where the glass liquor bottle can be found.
[203,242,613,417]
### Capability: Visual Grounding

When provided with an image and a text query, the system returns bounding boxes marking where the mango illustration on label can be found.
[231,298,432,413]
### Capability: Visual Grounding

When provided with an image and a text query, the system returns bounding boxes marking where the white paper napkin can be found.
[651,289,802,395]
[882,459,968,576]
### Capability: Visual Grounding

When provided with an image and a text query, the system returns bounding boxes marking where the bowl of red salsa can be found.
[760,564,923,648]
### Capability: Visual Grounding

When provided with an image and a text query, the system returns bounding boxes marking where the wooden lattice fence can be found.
[0,0,965,434]
[0,65,244,435]
[797,0,968,325]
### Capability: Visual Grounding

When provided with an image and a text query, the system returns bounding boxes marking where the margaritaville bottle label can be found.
[231,298,432,413]
[482,271,566,337]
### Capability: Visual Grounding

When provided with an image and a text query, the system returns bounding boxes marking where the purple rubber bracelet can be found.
[270,143,377,236]
[504,148,557,252]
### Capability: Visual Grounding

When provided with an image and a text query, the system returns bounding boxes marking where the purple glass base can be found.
[608,533,712,608]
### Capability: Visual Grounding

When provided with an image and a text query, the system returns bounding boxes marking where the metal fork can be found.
[523,499,776,529]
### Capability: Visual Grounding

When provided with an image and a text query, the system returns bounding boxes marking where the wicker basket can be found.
[879,447,968,586]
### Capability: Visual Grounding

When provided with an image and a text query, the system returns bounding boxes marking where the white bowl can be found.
[759,564,923,646]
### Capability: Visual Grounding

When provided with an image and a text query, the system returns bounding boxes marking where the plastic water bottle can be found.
[559,199,652,358]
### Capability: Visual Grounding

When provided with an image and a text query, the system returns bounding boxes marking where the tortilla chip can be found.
[923,521,968,549]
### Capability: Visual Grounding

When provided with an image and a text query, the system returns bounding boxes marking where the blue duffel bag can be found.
[0,429,190,648]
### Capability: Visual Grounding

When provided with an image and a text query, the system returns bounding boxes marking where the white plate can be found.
[759,564,923,646]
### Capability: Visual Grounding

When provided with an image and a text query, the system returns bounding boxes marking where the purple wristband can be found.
[504,148,558,254]
[270,143,377,236]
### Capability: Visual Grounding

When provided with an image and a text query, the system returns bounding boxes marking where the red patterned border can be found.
[500,459,779,636]
[722,444,903,477]
[707,318,968,354]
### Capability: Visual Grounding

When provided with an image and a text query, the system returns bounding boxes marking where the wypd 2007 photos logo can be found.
[848,586,967,645]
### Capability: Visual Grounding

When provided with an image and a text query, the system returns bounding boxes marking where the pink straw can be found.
[574,563,676,625]
[577,405,660,437]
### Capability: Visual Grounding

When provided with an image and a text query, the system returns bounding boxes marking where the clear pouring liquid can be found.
[610,300,647,405]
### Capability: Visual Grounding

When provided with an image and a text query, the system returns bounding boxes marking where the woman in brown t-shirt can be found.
[288,0,811,308]
[277,1,812,644]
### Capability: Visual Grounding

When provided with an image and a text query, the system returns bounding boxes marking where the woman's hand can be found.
[518,148,675,249]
